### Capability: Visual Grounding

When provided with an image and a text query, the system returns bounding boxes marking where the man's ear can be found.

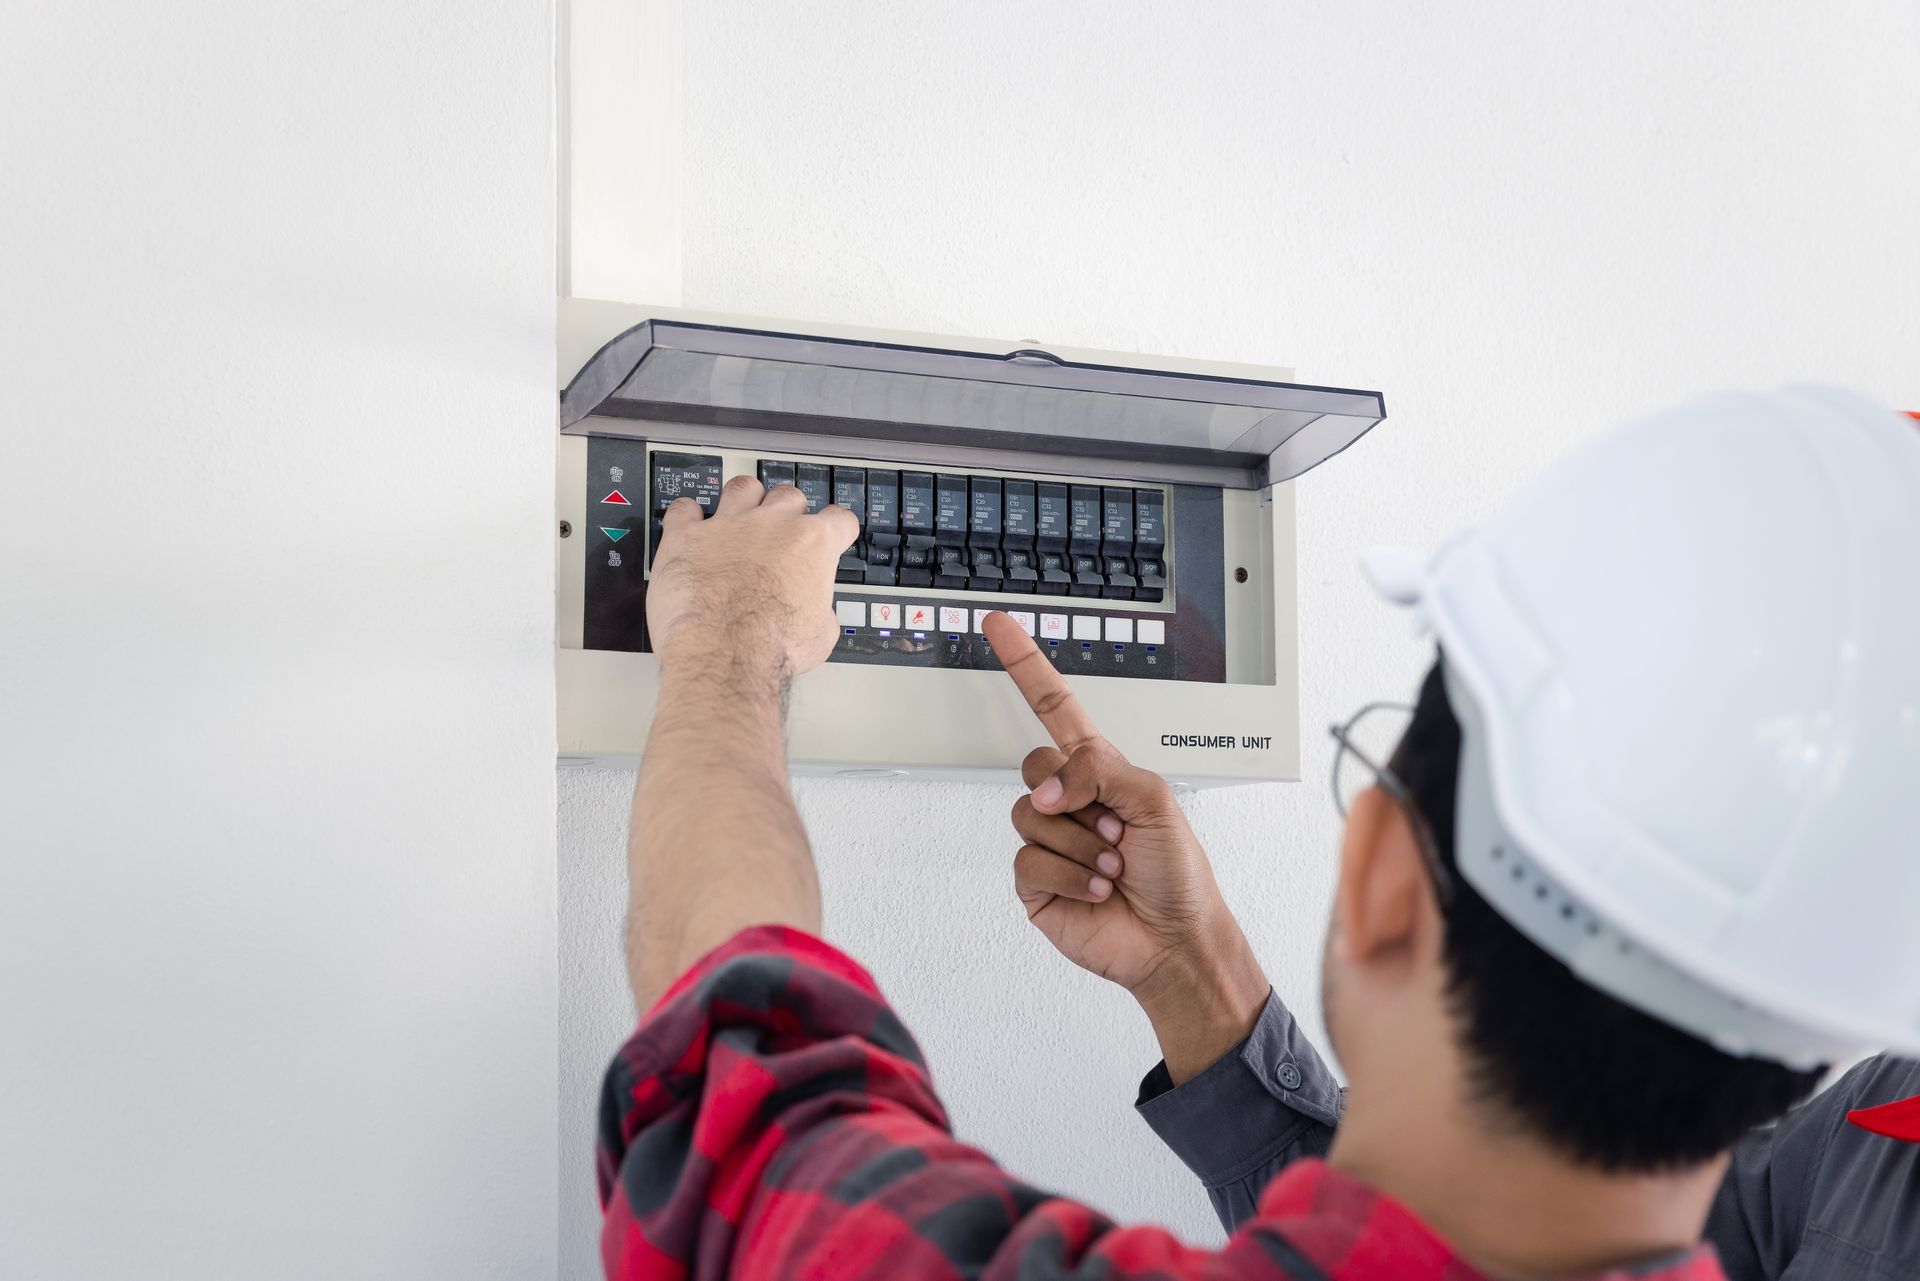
[1333,787,1430,969]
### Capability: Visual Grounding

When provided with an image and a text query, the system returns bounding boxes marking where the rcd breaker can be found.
[556,300,1385,786]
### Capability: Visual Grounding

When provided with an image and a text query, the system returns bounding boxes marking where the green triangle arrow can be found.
[601,526,630,542]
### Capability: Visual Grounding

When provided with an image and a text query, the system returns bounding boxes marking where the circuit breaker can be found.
[556,300,1385,785]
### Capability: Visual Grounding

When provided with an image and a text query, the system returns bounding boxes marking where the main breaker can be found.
[556,299,1385,786]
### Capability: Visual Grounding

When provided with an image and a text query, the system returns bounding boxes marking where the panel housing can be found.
[556,301,1380,786]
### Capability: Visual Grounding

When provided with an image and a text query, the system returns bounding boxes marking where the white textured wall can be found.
[560,2,1920,1271]
[0,2,558,1276]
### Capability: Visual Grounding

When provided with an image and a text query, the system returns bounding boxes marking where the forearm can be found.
[626,648,820,1009]
[1132,918,1271,1084]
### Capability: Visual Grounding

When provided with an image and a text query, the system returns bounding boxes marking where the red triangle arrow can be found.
[601,489,631,506]
[1850,1094,1920,1142]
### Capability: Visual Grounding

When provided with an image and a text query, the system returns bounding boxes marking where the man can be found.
[1005,409,1920,1281]
[598,387,1920,1279]
[1004,650,1920,1281]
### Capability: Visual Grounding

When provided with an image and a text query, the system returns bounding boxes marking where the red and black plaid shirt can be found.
[598,926,1727,1281]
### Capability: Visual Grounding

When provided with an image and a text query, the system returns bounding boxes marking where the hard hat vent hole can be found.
[1489,840,1617,960]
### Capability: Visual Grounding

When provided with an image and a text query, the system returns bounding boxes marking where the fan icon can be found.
[607,550,622,567]
[609,465,625,483]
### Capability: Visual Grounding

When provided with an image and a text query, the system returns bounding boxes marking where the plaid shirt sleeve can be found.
[597,925,1305,1281]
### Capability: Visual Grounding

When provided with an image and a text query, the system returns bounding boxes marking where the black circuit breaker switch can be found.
[898,470,937,586]
[1068,484,1105,597]
[1134,564,1168,604]
[1035,482,1073,595]
[794,462,832,514]
[1101,487,1139,600]
[832,466,868,582]
[865,471,901,545]
[832,466,867,518]
[1134,487,1168,602]
[864,469,901,585]
[967,476,1004,590]
[933,473,970,589]
[1135,557,1168,604]
[756,458,796,489]
[1001,479,1039,592]
[649,451,723,556]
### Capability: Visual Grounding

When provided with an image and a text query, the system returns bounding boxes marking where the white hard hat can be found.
[1364,387,1920,1069]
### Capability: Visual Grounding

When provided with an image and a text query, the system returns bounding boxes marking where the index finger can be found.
[981,611,1104,751]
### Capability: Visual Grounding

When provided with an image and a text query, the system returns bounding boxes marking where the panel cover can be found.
[560,319,1384,490]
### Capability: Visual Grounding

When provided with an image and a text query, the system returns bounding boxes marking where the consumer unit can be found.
[555,300,1385,785]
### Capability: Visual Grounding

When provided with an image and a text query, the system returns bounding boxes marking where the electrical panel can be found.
[556,300,1386,786]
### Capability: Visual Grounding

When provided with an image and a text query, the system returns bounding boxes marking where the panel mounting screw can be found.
[559,520,573,538]
[1234,566,1248,583]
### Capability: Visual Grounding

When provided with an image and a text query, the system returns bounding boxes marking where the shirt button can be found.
[1277,1061,1303,1091]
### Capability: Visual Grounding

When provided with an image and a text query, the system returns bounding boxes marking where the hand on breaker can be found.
[626,474,857,1006]
[647,476,859,683]
[981,611,1271,1082]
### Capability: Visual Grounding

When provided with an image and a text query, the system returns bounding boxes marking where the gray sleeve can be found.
[1704,1059,1855,1281]
[1134,989,1344,1233]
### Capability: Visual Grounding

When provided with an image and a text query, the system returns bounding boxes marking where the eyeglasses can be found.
[1328,701,1455,908]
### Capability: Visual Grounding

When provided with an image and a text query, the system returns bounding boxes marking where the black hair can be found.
[1389,656,1825,1172]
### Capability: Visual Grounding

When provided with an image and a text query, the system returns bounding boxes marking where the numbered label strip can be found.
[830,595,1173,680]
